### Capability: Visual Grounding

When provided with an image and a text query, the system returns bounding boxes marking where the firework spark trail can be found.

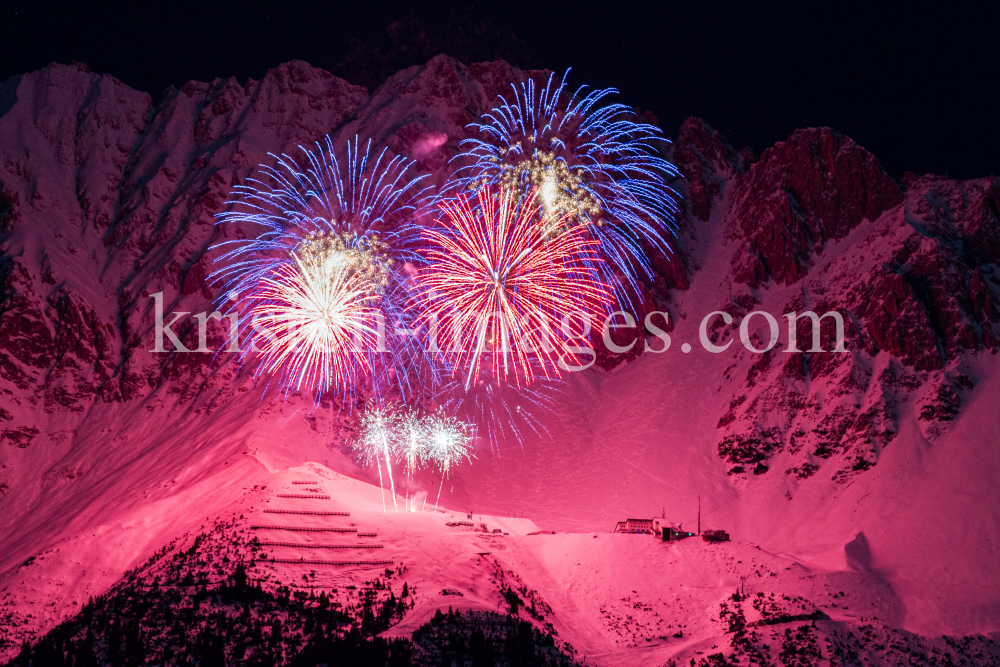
[381,429,399,512]
[375,451,386,512]
[401,411,429,473]
[451,69,682,309]
[356,407,403,511]
[414,186,611,390]
[423,413,474,509]
[436,376,556,454]
[211,134,433,403]
[434,470,446,511]
[400,410,429,500]
[355,407,473,511]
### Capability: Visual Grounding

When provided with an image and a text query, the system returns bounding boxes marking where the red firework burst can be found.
[415,186,612,388]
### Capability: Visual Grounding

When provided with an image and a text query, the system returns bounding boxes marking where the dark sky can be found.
[3,1,997,179]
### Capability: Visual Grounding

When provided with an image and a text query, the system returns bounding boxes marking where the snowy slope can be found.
[5,460,996,666]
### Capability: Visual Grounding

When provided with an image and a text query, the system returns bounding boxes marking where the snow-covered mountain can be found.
[1,57,998,664]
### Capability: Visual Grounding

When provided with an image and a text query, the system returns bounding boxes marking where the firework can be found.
[426,413,474,476]
[400,410,430,472]
[413,185,611,390]
[436,376,556,454]
[245,232,389,396]
[354,405,474,511]
[453,70,681,305]
[211,135,431,401]
[423,412,475,509]
[354,406,402,511]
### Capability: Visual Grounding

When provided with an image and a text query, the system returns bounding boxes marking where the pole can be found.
[698,493,701,536]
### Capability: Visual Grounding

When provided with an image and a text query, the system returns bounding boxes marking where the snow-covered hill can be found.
[1,56,998,663]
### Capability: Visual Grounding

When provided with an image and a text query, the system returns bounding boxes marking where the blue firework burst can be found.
[211,135,434,403]
[435,375,556,454]
[452,69,682,306]
[214,135,429,292]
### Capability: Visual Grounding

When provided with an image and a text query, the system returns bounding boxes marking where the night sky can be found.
[3,1,997,179]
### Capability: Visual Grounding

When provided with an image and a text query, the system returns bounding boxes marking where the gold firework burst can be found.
[495,151,601,235]
[294,230,393,294]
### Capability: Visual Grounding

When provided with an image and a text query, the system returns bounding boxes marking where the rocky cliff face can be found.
[675,119,1000,484]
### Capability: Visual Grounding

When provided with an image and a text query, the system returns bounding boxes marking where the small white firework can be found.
[425,413,475,477]
[400,410,431,472]
[354,406,402,510]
